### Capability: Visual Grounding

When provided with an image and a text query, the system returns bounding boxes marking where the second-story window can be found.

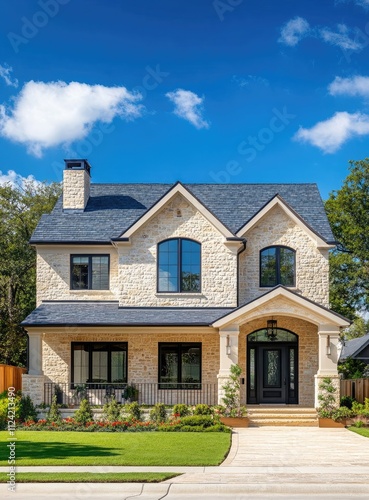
[158,238,201,293]
[71,255,110,290]
[260,246,295,287]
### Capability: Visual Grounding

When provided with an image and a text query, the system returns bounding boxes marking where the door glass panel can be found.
[289,348,295,392]
[249,349,255,390]
[264,349,281,388]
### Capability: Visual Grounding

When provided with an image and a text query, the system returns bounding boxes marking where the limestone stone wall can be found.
[36,247,119,306]
[22,374,45,406]
[42,326,219,388]
[239,205,329,307]
[62,169,90,210]
[118,194,238,307]
[238,316,319,407]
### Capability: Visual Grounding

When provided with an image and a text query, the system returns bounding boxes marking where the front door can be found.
[247,328,298,404]
[259,346,287,403]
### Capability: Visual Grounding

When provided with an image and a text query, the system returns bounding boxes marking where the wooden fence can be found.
[0,364,27,393]
[340,378,369,404]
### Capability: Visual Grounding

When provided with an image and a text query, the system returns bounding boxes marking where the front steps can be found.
[247,406,318,427]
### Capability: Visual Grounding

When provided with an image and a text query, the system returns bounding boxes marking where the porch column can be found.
[217,326,239,404]
[314,325,341,408]
[22,331,45,406]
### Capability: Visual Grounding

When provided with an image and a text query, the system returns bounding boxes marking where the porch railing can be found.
[44,382,218,407]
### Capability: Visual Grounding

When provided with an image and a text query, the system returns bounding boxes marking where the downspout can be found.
[237,238,247,307]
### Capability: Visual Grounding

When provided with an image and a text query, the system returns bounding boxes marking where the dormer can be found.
[62,159,91,212]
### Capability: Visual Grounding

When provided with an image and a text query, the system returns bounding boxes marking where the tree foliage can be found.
[325,158,369,321]
[0,180,61,366]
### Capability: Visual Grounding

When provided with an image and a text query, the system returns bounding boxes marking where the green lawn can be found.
[0,472,179,483]
[349,427,369,438]
[0,431,231,466]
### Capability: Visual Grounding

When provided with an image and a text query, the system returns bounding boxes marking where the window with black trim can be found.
[71,255,109,290]
[158,343,201,388]
[157,238,201,293]
[72,342,127,384]
[260,246,295,287]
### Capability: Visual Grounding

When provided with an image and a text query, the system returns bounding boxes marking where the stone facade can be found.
[239,205,329,307]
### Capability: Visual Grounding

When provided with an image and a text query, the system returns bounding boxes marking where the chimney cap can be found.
[64,159,91,176]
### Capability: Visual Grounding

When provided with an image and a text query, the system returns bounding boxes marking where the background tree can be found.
[325,158,369,323]
[0,180,61,366]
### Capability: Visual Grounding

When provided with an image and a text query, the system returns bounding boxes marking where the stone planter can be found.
[220,416,249,428]
[318,418,346,428]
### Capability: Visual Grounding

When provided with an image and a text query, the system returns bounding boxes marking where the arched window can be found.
[260,246,295,287]
[157,238,201,293]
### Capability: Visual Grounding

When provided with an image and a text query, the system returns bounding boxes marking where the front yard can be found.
[0,431,231,466]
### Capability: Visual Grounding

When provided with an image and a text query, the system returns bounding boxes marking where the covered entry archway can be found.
[247,328,298,404]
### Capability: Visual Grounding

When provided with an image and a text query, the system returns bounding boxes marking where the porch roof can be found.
[21,301,234,327]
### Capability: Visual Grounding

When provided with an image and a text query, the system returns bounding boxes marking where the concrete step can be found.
[247,406,318,427]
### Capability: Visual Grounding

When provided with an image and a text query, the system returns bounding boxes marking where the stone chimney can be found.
[63,159,91,212]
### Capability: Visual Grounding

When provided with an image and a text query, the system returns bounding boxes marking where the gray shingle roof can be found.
[340,334,369,361]
[30,183,335,243]
[21,301,233,327]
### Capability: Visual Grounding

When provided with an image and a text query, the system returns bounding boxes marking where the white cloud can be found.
[278,17,310,46]
[328,75,369,97]
[320,24,364,51]
[232,75,269,87]
[0,169,41,189]
[0,81,144,157]
[294,112,369,153]
[166,89,209,129]
[0,64,18,88]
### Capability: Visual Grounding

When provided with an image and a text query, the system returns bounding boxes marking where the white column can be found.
[314,325,341,407]
[28,332,43,375]
[217,326,239,404]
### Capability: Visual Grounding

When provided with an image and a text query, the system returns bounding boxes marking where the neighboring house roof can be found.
[30,183,335,244]
[21,301,234,327]
[340,334,369,361]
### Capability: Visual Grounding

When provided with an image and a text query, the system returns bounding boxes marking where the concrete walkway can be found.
[2,427,369,498]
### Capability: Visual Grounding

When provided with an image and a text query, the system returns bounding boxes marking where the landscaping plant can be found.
[74,398,94,425]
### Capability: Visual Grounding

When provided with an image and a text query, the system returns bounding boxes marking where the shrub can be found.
[47,395,62,424]
[353,419,365,428]
[19,395,38,422]
[172,404,191,417]
[317,377,339,419]
[74,398,94,425]
[150,403,167,423]
[179,415,214,428]
[193,404,213,415]
[126,402,141,421]
[102,397,121,422]
[340,396,355,409]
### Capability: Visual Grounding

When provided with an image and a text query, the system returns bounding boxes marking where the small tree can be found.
[102,397,121,422]
[317,377,338,418]
[47,395,62,424]
[221,364,247,417]
[74,398,94,425]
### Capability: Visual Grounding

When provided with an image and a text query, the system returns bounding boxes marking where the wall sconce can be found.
[326,335,331,356]
[226,335,231,355]
[266,319,277,341]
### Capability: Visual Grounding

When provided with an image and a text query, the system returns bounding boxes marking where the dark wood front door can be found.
[247,329,298,404]
[258,346,287,403]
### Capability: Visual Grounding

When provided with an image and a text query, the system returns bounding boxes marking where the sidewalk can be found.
[2,427,369,498]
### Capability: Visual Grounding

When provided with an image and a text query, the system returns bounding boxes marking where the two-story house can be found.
[21,159,349,409]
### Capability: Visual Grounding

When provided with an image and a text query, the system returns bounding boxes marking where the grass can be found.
[349,426,369,438]
[0,431,231,466]
[0,472,179,483]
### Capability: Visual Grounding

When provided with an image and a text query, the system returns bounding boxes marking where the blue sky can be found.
[1,0,369,198]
